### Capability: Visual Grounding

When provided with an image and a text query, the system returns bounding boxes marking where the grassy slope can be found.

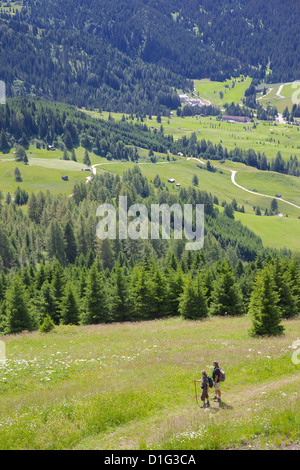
[0,146,96,195]
[0,317,299,450]
[193,76,252,108]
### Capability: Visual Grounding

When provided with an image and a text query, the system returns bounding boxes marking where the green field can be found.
[0,146,98,195]
[235,212,300,252]
[193,76,252,108]
[0,316,299,450]
[235,170,300,208]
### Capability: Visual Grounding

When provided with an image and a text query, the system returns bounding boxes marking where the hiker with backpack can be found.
[212,361,224,403]
[194,370,211,408]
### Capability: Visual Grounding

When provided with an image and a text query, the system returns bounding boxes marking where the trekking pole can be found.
[194,379,199,406]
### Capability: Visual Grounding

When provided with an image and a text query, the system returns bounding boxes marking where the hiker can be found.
[195,370,210,408]
[212,360,221,403]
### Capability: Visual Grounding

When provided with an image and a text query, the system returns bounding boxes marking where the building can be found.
[222,115,251,123]
[168,178,175,183]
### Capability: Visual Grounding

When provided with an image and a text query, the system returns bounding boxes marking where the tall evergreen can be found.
[179,275,208,320]
[60,282,80,325]
[81,264,110,324]
[209,262,242,316]
[249,267,284,337]
[110,266,130,322]
[5,274,32,334]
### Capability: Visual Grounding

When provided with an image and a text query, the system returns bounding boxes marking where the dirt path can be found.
[81,374,299,450]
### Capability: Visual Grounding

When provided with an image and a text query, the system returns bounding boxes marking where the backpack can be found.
[208,376,213,388]
[219,368,225,382]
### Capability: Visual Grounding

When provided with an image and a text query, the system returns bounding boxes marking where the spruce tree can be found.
[5,274,32,334]
[110,266,130,322]
[64,221,77,264]
[0,129,9,153]
[60,282,79,325]
[272,258,297,319]
[209,262,242,316]
[130,267,153,320]
[249,267,284,337]
[81,264,109,324]
[83,149,91,166]
[179,275,208,320]
[35,280,57,324]
[167,267,184,316]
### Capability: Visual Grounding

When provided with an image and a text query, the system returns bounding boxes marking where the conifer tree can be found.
[179,275,208,320]
[60,282,79,325]
[35,280,57,324]
[5,274,32,334]
[249,267,284,337]
[167,267,184,316]
[64,221,77,264]
[209,261,242,316]
[83,149,91,166]
[130,267,153,320]
[81,264,110,324]
[110,265,130,322]
[272,258,297,319]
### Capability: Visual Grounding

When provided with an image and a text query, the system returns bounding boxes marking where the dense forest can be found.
[0,164,298,336]
[0,0,299,114]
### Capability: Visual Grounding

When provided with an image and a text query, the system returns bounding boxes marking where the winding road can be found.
[191,157,300,211]
[80,158,300,212]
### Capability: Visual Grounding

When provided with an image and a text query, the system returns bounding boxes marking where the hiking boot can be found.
[213,396,218,401]
[206,401,210,407]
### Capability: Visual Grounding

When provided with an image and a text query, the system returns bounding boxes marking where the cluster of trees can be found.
[0,163,298,336]
[243,82,279,121]
[283,105,300,123]
[0,240,298,336]
[0,99,173,157]
[172,134,300,177]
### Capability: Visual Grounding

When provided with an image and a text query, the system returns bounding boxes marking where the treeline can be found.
[172,133,300,177]
[0,99,173,157]
[1,99,299,177]
[1,250,299,336]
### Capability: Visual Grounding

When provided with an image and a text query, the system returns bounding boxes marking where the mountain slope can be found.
[0,0,299,112]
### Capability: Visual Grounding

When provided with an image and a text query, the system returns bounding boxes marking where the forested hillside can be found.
[1,162,299,335]
[0,0,299,114]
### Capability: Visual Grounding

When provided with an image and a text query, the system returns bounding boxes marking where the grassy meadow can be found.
[0,316,299,450]
[193,76,252,108]
[0,146,98,195]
